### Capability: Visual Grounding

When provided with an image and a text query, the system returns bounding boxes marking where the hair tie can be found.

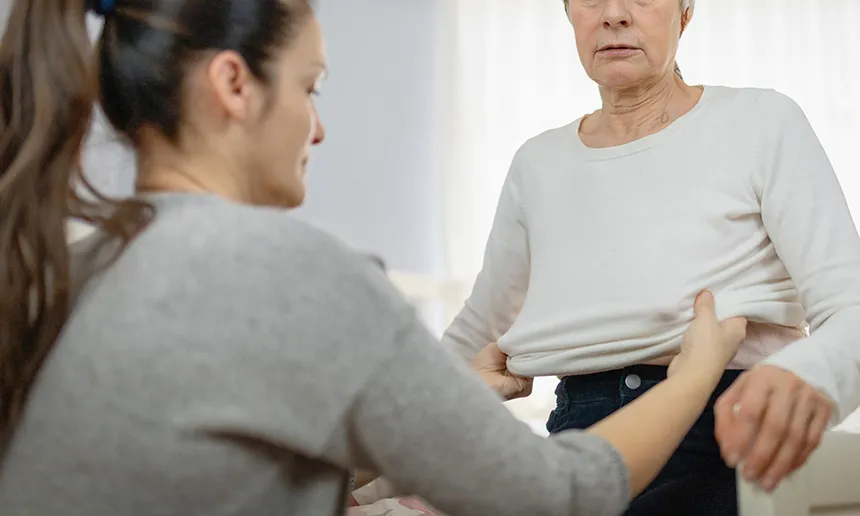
[90,0,116,17]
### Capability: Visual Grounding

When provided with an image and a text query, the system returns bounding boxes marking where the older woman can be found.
[443,0,860,514]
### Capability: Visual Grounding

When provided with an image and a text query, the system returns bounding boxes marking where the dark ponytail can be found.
[0,0,105,440]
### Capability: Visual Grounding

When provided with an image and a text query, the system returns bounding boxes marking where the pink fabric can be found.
[347,497,445,516]
[728,322,805,370]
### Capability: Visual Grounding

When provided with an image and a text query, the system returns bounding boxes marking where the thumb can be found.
[484,342,507,363]
[693,290,717,322]
[472,342,507,369]
[720,317,748,342]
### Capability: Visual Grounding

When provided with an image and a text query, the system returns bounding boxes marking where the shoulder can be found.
[705,85,807,124]
[754,89,809,129]
[500,121,580,190]
[514,120,580,166]
[143,196,393,305]
[158,197,367,268]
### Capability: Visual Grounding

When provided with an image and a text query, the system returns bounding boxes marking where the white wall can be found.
[295,0,445,276]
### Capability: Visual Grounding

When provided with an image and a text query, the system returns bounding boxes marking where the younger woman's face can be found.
[247,16,327,208]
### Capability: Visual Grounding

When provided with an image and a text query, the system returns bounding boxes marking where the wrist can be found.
[671,366,723,393]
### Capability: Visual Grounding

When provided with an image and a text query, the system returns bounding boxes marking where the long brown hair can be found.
[0,0,312,441]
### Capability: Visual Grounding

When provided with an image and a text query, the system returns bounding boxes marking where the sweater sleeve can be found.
[440,151,531,361]
[755,90,860,422]
[342,312,631,516]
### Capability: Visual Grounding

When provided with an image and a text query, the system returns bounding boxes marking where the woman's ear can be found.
[207,50,255,122]
[680,7,693,36]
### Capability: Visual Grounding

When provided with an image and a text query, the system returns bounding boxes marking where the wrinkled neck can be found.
[583,74,701,145]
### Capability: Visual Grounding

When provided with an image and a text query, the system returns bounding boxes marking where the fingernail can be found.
[744,465,758,481]
[693,290,714,303]
[761,478,776,491]
[726,454,739,467]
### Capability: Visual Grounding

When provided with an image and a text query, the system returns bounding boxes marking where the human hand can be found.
[668,290,748,378]
[715,364,832,491]
[470,342,533,400]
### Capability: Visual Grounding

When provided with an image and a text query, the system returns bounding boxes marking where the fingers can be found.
[742,385,795,487]
[470,342,506,372]
[483,342,505,362]
[692,291,746,342]
[472,343,533,401]
[716,375,769,467]
[508,376,534,400]
[758,389,816,490]
[793,402,829,471]
[714,375,747,462]
[693,290,716,321]
[716,367,833,492]
[498,373,533,401]
[479,341,500,353]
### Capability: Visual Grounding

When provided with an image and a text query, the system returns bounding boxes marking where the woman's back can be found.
[0,193,396,515]
[0,193,637,516]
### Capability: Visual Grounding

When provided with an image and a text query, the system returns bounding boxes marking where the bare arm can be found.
[589,368,725,495]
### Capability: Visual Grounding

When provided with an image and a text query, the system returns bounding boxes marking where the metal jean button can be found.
[625,374,642,390]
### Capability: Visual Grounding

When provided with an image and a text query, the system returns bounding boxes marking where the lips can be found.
[598,44,639,52]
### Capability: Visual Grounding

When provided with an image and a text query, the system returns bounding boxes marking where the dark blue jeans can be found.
[547,365,741,516]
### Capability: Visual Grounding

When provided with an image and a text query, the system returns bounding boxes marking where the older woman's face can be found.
[567,0,689,89]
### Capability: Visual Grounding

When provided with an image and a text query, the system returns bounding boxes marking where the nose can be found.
[602,0,632,29]
[312,119,325,145]
[311,105,325,145]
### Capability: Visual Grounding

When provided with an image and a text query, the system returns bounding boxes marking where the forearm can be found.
[754,91,860,423]
[588,369,723,496]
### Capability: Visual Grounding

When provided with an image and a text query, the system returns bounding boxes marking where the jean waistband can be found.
[558,365,743,406]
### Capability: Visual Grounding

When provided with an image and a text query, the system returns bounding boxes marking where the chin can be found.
[593,64,651,90]
[277,167,307,208]
[259,183,305,210]
[283,188,306,209]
